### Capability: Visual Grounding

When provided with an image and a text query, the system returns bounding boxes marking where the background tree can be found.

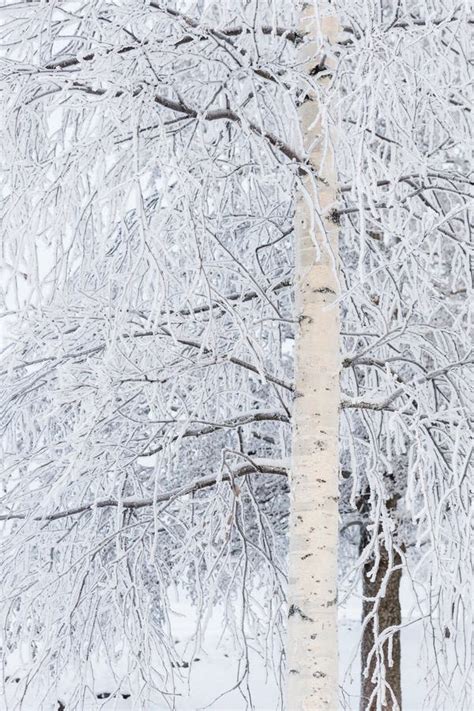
[336,2,472,709]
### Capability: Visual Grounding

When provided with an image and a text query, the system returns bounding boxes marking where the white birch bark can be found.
[287,5,340,709]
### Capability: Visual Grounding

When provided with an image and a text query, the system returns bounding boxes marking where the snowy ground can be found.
[2,591,434,710]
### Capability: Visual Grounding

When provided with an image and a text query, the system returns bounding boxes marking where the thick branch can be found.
[141,410,290,457]
[0,459,289,523]
[342,358,472,411]
[149,3,302,46]
[27,79,306,167]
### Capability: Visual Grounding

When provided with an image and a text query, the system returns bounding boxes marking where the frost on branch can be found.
[0,0,471,709]
[0,1,301,705]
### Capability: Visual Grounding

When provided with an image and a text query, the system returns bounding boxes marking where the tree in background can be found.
[336,3,472,708]
[0,1,471,710]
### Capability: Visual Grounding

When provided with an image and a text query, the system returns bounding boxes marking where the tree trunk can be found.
[359,528,402,711]
[287,6,340,710]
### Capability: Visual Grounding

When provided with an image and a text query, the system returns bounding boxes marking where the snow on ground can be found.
[2,593,281,711]
[2,588,435,710]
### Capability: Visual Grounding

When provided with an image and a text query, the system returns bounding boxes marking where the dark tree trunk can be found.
[359,506,403,710]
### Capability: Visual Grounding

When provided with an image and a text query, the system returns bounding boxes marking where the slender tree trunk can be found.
[287,6,340,710]
[359,509,403,711]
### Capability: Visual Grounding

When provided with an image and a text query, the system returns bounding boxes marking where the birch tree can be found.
[0,1,471,710]
[287,4,340,708]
